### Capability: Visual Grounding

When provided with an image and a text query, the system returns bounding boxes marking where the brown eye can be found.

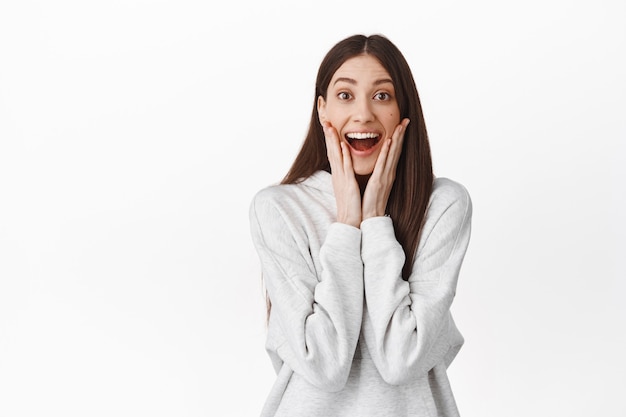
[338,92,351,100]
[374,92,390,101]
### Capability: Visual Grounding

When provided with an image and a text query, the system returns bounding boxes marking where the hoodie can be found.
[249,170,472,417]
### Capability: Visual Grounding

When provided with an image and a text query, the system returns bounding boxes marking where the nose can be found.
[353,97,375,123]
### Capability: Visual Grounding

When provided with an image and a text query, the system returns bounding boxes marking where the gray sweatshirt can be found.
[249,170,472,417]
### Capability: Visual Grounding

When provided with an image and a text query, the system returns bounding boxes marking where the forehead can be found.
[330,54,392,85]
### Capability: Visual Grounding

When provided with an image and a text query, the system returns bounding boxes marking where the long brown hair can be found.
[283,34,433,280]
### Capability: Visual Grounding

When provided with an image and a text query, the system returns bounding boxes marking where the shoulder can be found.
[251,183,289,206]
[250,171,333,214]
[430,177,472,213]
[249,174,334,245]
[420,177,472,238]
[249,183,295,221]
[249,184,297,244]
[413,178,473,279]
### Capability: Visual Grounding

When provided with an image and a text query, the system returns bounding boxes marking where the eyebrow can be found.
[333,77,394,86]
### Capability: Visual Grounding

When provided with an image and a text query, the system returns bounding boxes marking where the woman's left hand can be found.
[361,118,410,220]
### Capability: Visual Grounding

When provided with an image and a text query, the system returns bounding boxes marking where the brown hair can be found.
[283,34,433,280]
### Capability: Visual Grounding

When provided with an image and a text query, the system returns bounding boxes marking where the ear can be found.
[317,96,327,124]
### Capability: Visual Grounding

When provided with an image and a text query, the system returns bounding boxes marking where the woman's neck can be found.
[355,174,371,196]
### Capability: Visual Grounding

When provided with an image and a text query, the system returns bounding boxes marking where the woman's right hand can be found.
[323,122,362,228]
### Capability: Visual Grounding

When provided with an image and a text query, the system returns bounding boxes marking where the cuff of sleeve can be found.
[324,222,362,253]
[360,216,399,256]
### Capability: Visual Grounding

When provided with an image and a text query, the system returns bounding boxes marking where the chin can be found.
[352,158,377,176]
[353,166,375,176]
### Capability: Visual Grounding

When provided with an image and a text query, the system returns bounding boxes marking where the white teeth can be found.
[346,132,379,139]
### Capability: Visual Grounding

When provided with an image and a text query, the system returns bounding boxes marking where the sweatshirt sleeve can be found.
[249,189,364,392]
[360,179,472,385]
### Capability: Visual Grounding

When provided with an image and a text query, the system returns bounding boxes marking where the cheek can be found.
[386,112,400,130]
[326,106,347,123]
[328,110,344,123]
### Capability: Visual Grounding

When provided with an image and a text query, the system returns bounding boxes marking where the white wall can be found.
[1,0,624,416]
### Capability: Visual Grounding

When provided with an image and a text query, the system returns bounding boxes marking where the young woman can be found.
[249,34,472,417]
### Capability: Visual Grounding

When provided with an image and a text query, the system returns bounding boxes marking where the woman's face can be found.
[318,54,401,176]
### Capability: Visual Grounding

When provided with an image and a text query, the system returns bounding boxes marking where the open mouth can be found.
[345,132,381,152]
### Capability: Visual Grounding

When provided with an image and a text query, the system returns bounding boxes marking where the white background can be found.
[1,0,624,416]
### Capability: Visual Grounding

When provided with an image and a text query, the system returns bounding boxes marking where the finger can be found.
[324,122,354,176]
[340,141,355,175]
[323,122,340,151]
[323,122,343,172]
[389,118,409,155]
[372,137,392,177]
[373,118,408,176]
[384,118,410,176]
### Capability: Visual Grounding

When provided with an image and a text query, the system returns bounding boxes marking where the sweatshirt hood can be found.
[302,170,333,195]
